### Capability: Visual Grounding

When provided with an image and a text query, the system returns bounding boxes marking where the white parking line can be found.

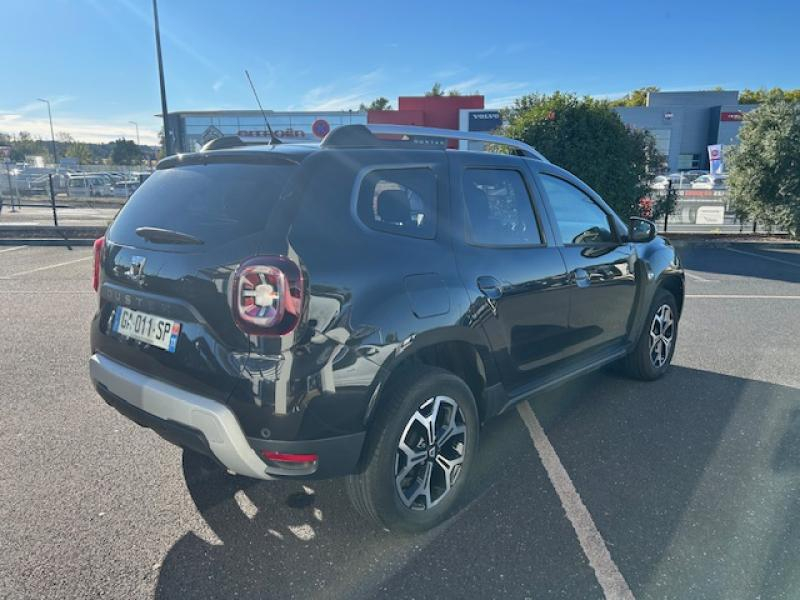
[517,402,635,600]
[724,246,800,268]
[0,290,94,294]
[0,245,27,254]
[686,294,800,299]
[684,271,715,282]
[3,255,92,278]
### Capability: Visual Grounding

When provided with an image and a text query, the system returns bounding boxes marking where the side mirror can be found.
[628,217,657,243]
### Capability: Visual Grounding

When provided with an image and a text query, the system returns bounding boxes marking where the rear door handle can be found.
[477,275,503,299]
[573,268,590,288]
[476,275,502,316]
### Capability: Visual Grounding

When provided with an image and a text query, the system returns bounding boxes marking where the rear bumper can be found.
[89,353,366,480]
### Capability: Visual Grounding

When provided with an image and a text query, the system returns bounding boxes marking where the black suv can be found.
[89,124,683,532]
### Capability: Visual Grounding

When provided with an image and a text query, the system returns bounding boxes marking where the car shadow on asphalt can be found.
[154,365,800,600]
[676,242,800,284]
[529,365,800,599]
[154,406,602,599]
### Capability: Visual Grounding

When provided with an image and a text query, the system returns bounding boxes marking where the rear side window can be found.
[462,168,541,246]
[109,162,296,245]
[356,168,437,239]
[540,174,614,245]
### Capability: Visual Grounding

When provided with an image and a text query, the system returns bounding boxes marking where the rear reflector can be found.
[261,451,318,464]
[92,236,105,291]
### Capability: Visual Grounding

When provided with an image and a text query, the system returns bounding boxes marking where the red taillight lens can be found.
[231,255,303,336]
[262,451,318,463]
[92,236,105,292]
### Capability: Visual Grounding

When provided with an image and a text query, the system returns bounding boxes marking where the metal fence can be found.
[1,163,153,197]
[645,187,785,234]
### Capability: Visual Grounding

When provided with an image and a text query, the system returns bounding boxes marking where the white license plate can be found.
[113,307,181,352]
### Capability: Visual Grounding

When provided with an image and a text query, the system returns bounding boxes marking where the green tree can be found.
[10,131,51,163]
[727,96,800,237]
[503,92,662,218]
[109,138,142,165]
[65,142,92,165]
[739,87,800,104]
[608,86,660,107]
[425,82,444,97]
[358,97,392,111]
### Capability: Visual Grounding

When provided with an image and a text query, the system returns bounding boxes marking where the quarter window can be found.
[540,175,614,245]
[462,169,541,246]
[356,168,437,239]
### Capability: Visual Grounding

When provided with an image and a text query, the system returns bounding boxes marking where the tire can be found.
[620,288,678,380]
[345,366,479,533]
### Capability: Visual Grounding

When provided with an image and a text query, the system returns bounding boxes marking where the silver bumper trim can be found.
[89,353,272,480]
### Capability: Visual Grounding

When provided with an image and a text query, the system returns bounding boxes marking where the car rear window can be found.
[108,161,296,246]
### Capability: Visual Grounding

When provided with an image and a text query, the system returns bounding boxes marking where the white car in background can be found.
[651,175,671,190]
[691,174,728,189]
[112,180,141,197]
[67,174,113,197]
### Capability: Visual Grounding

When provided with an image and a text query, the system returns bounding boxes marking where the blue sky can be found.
[2,0,798,144]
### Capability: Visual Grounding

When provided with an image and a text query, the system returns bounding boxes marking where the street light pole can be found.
[37,98,58,165]
[152,0,172,156]
[129,121,140,146]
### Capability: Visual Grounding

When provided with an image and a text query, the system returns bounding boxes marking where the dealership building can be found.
[614,90,757,172]
[167,90,755,173]
[165,110,368,153]
[165,95,501,154]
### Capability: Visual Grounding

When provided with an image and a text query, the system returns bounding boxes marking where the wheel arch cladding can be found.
[368,339,489,424]
[658,274,684,317]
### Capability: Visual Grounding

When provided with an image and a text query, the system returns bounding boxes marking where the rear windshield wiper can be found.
[135,227,204,245]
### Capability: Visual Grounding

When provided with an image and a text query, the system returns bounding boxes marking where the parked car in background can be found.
[651,175,671,190]
[67,174,113,197]
[112,180,140,197]
[691,174,728,189]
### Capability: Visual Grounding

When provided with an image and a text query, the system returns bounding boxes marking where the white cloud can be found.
[444,76,530,98]
[0,114,159,145]
[301,69,386,111]
[212,76,228,92]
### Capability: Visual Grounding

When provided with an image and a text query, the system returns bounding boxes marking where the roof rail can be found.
[365,124,548,162]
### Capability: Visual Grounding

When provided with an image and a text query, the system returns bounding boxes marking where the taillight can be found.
[231,255,303,336]
[261,450,318,471]
[92,236,105,292]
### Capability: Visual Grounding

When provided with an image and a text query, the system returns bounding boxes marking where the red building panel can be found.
[367,95,485,147]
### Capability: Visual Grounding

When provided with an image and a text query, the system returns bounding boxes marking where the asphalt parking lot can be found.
[1,241,799,599]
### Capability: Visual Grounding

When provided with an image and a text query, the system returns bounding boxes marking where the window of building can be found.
[356,168,437,239]
[540,175,615,245]
[678,153,700,170]
[462,169,541,246]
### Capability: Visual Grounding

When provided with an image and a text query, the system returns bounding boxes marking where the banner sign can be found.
[708,144,724,174]
[468,111,502,132]
[695,205,725,225]
[720,111,744,121]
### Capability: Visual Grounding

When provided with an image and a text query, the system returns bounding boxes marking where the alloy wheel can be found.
[649,304,674,369]
[394,395,467,511]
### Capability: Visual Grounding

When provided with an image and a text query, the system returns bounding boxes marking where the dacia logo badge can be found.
[127,256,146,285]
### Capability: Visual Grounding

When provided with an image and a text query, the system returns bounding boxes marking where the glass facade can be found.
[176,111,367,152]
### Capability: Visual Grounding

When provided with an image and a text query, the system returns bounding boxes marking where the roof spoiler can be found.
[201,135,248,151]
